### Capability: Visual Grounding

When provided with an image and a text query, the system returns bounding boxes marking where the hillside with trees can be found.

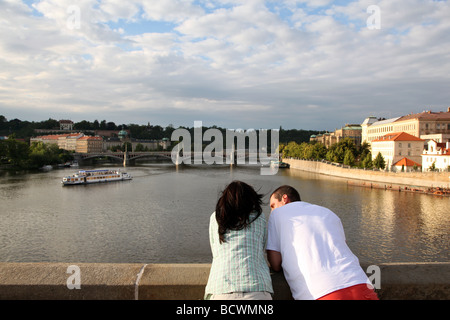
[1,115,328,169]
[1,115,324,144]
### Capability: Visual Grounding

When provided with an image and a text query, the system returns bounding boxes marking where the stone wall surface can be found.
[0,262,448,300]
[283,158,450,189]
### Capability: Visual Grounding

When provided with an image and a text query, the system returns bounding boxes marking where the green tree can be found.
[428,162,437,172]
[74,120,92,130]
[0,115,8,131]
[302,143,314,160]
[325,149,335,162]
[135,143,145,152]
[361,152,373,169]
[336,146,346,162]
[358,142,371,163]
[373,152,386,170]
[29,142,62,168]
[343,149,355,166]
[326,138,356,164]
[40,118,59,130]
[311,142,327,160]
[282,141,300,158]
[4,137,30,168]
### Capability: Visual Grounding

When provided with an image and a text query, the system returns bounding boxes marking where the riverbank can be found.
[282,158,450,196]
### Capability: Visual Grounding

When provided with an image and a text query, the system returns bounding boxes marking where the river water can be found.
[0,162,448,265]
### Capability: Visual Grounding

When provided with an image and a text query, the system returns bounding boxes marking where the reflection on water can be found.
[275,169,449,263]
[0,164,448,264]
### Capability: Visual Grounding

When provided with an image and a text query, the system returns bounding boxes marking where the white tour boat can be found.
[61,169,132,186]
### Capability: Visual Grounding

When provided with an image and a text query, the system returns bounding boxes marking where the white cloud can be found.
[0,0,449,130]
[139,0,204,22]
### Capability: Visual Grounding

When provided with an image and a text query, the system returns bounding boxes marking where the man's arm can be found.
[267,250,282,272]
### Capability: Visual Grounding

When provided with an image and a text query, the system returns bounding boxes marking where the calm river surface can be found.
[0,162,448,264]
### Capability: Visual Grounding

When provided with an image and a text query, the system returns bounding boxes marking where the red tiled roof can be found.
[393,157,422,167]
[397,110,450,121]
[40,134,70,140]
[37,133,82,140]
[79,136,103,141]
[372,132,424,142]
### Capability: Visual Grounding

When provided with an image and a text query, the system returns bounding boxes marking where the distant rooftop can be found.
[398,109,450,121]
[361,116,378,126]
[393,157,422,167]
[370,117,401,127]
[363,108,450,127]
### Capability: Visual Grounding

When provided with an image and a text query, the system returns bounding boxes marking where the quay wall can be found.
[0,262,448,300]
[283,158,450,189]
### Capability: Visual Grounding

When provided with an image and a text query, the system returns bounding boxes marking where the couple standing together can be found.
[204,181,379,300]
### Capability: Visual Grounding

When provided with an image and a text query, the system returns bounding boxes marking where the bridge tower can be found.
[119,130,130,167]
[123,146,128,167]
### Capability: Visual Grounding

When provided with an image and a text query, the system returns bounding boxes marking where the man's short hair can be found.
[271,185,301,202]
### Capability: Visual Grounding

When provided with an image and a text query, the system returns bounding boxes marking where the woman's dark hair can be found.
[215,181,263,244]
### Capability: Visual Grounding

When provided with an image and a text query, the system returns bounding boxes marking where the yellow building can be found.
[310,124,362,148]
[361,108,450,144]
[58,133,84,151]
[31,133,85,151]
[76,136,103,153]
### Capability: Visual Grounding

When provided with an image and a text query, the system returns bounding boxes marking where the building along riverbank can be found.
[282,158,450,196]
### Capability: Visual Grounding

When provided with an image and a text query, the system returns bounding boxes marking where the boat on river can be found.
[61,169,132,186]
[270,160,290,169]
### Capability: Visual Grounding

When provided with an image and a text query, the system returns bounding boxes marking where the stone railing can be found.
[0,262,448,300]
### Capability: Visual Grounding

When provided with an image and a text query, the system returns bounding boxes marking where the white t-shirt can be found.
[266,201,370,300]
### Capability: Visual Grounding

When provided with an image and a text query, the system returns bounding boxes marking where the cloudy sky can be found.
[1,0,449,131]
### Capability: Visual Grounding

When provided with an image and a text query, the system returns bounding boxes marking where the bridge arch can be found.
[128,153,173,161]
[80,154,124,162]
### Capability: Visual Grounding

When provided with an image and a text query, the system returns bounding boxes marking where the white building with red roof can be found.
[392,157,422,172]
[371,132,425,171]
[59,120,74,131]
[422,140,450,172]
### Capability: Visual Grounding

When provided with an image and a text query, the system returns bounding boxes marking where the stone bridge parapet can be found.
[0,262,448,300]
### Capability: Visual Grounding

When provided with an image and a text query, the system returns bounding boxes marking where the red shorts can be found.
[317,284,379,300]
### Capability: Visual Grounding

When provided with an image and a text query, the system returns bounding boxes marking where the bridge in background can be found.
[75,151,173,163]
[73,151,276,166]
